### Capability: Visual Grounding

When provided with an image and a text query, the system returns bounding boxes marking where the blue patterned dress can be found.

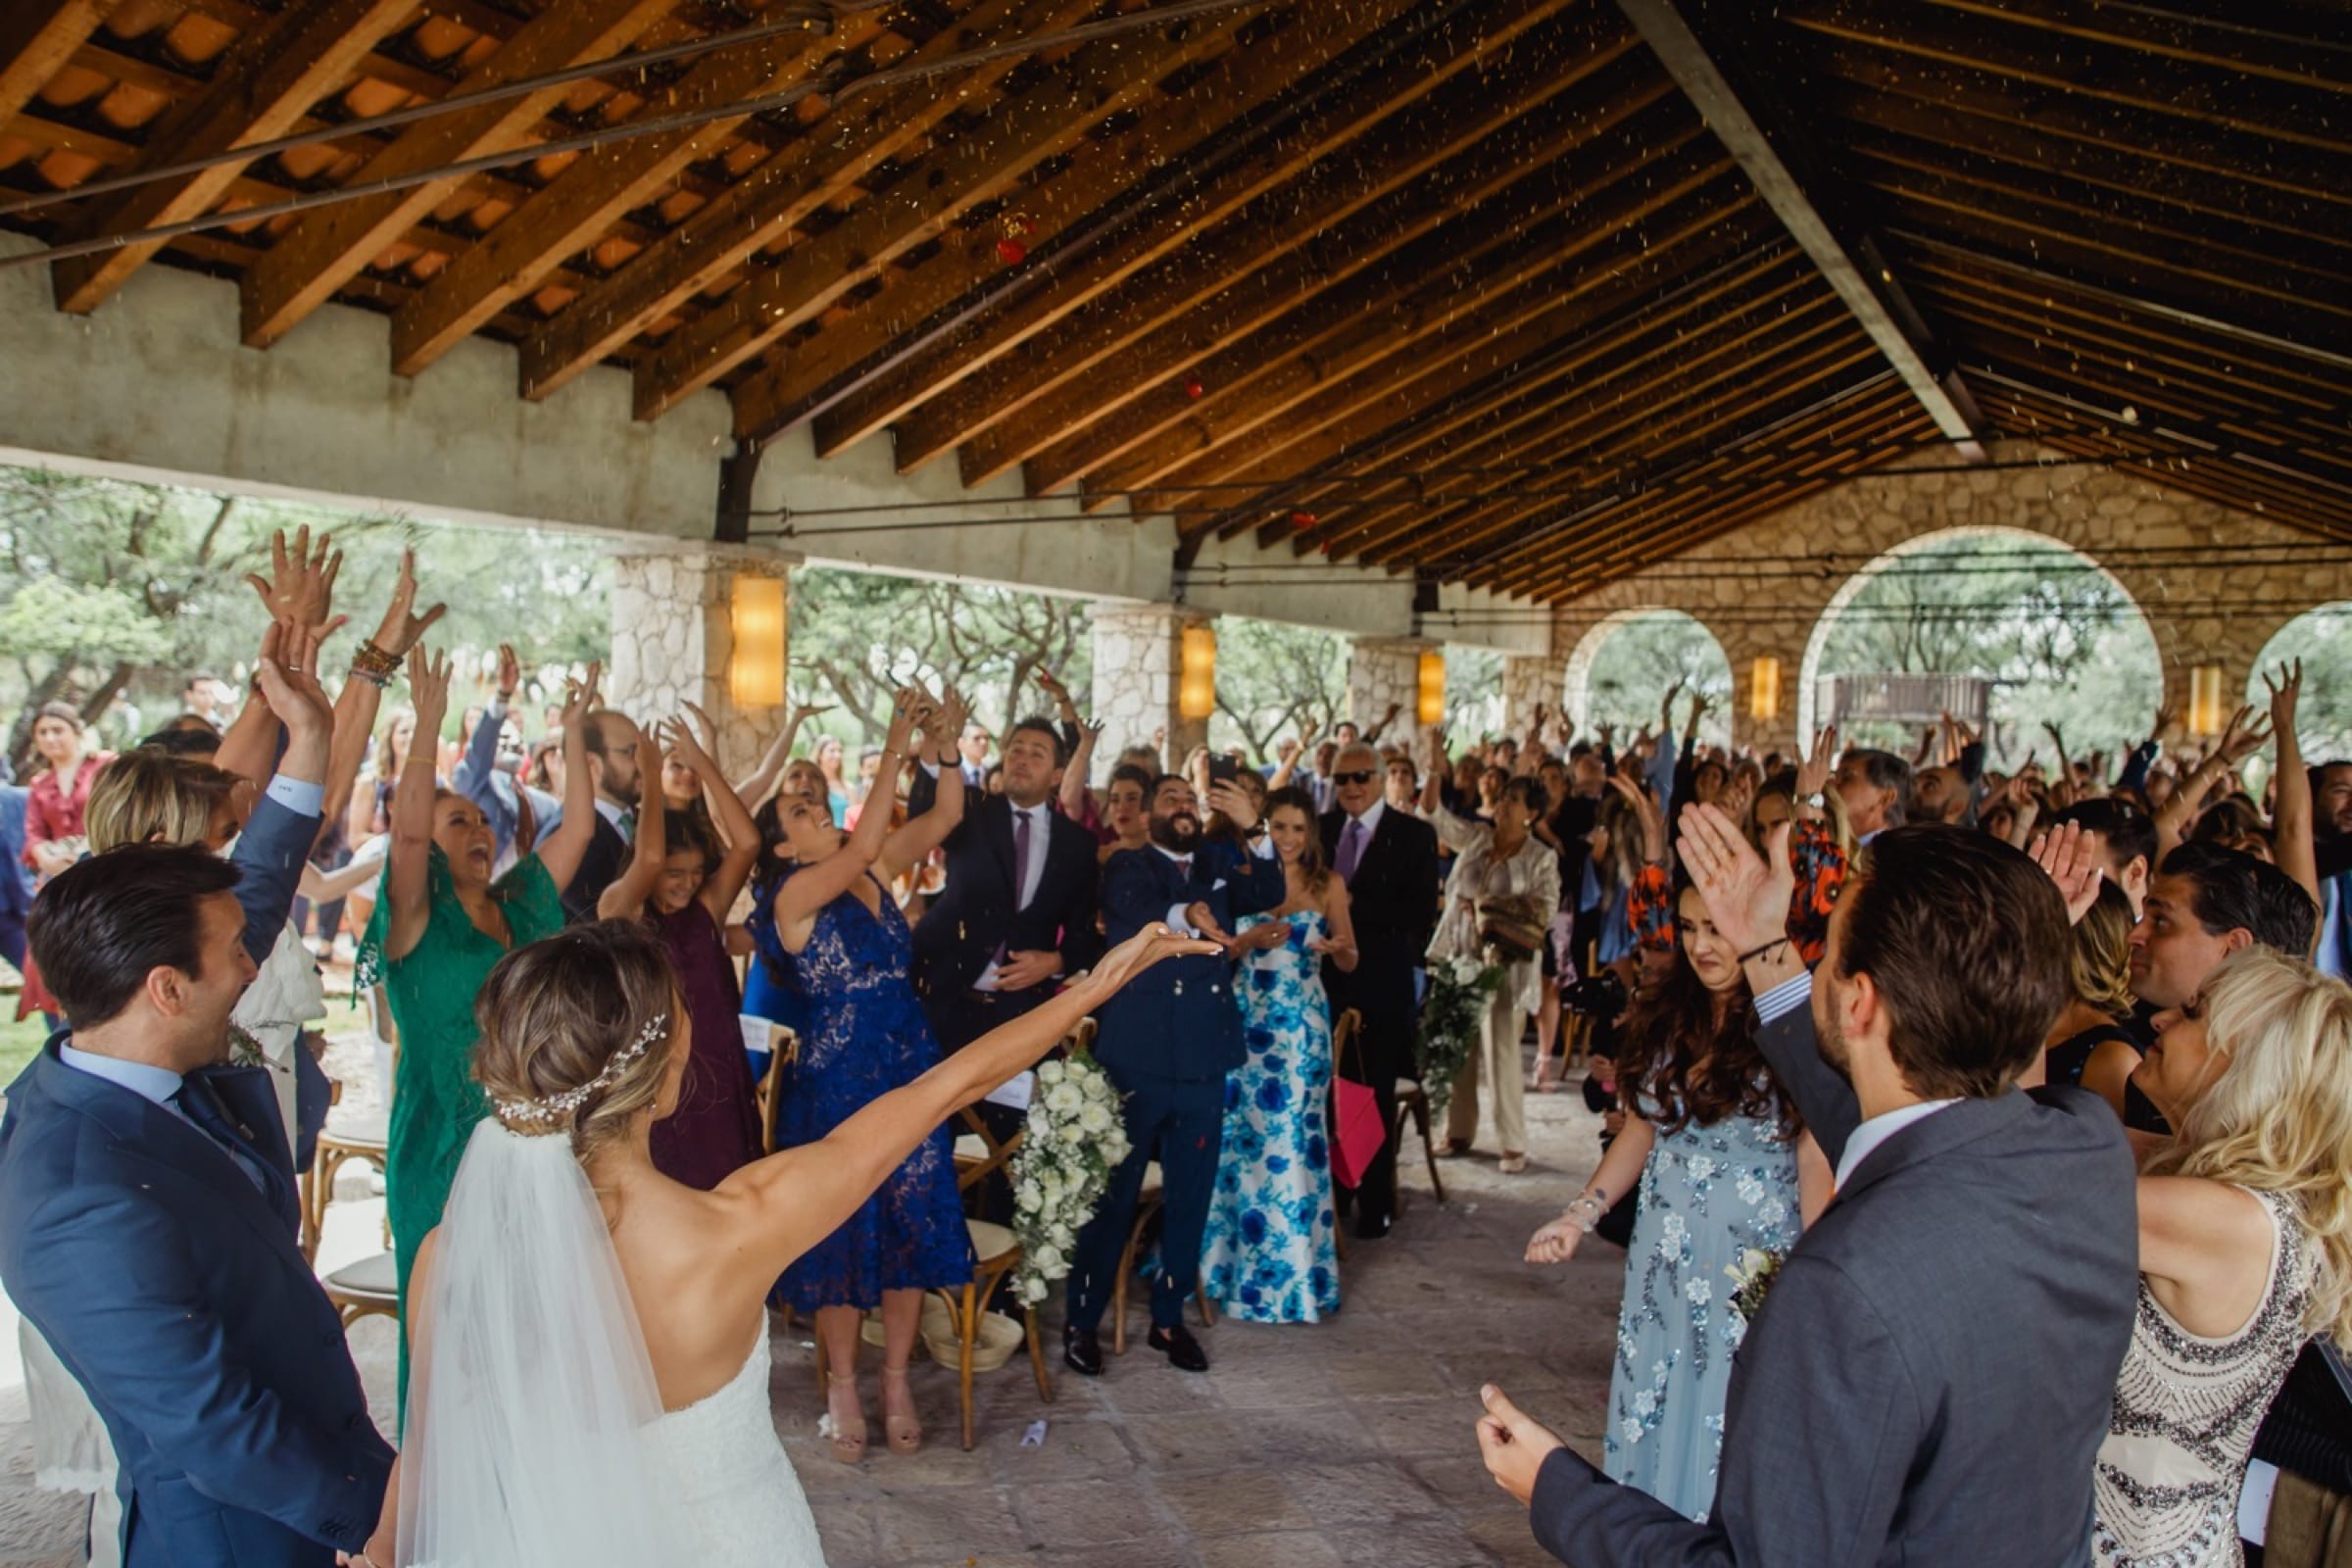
[1604,1095,1801,1521]
[1200,908,1342,1323]
[759,873,972,1311]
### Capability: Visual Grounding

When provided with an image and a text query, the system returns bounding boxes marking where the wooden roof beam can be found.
[725,0,1427,450]
[514,0,1083,404]
[1615,0,1986,460]
[238,0,681,351]
[787,0,1574,457]
[0,1,124,125]
[910,11,1642,479]
[386,15,849,375]
[632,6,1258,422]
[51,0,422,316]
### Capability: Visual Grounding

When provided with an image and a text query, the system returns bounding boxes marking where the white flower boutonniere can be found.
[1724,1247,1787,1323]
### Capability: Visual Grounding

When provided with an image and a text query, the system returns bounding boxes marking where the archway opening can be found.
[2248,604,2352,762]
[1566,610,1732,746]
[1800,526,2160,765]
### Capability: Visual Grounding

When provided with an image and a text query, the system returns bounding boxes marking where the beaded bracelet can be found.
[350,639,401,679]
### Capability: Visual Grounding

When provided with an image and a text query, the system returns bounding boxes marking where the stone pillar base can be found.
[608,551,790,782]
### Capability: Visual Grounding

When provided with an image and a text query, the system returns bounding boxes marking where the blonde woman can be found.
[2095,947,2352,1566]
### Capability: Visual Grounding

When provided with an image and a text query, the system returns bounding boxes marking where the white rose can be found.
[1050,1222,1076,1250]
[1032,1243,1064,1274]
[1015,1180,1043,1213]
[1037,1059,1065,1086]
[1076,1102,1113,1136]
[1040,1169,1065,1200]
[1046,1082,1084,1116]
[1019,1275,1050,1305]
[1102,1136,1131,1166]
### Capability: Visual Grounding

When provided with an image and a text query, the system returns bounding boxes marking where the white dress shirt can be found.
[1158,836,1276,936]
[1833,1099,1960,1192]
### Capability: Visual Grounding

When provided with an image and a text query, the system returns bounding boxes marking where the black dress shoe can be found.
[1062,1325,1102,1378]
[1353,1212,1394,1242]
[1148,1323,1209,1372]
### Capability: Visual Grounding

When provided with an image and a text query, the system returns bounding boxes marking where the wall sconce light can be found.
[729,575,786,709]
[1416,649,1446,726]
[1749,656,1783,722]
[2185,664,2226,739]
[1178,623,1217,720]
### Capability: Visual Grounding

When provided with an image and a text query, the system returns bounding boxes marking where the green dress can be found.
[357,845,566,1409]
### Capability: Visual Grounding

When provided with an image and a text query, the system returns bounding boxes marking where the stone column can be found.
[1347,636,1427,734]
[607,550,791,779]
[1721,630,1810,760]
[1089,603,1212,764]
[1502,652,1566,736]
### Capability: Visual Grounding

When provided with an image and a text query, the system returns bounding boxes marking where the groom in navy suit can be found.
[0,846,395,1567]
[1063,772,1283,1376]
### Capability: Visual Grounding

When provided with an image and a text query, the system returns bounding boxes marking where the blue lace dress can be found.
[1200,908,1342,1323]
[1605,1092,1801,1521]
[757,873,971,1311]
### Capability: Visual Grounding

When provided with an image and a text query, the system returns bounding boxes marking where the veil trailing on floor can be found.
[397,1119,692,1566]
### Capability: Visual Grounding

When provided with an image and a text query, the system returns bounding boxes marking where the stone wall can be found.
[1089,604,1210,763]
[1503,651,1567,735]
[1550,443,2335,756]
[1345,636,1427,735]
[607,551,791,779]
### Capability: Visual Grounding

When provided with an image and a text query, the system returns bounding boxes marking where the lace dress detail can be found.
[2095,1187,2316,1568]
[768,875,972,1311]
[647,1333,827,1567]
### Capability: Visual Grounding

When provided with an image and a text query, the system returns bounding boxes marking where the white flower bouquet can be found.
[1415,956,1503,1117]
[1008,1051,1130,1307]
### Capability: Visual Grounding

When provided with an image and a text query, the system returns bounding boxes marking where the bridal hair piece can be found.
[491,1011,668,1130]
[472,921,681,1160]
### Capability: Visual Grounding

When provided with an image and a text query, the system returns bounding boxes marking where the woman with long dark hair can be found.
[1200,785,1358,1323]
[1526,869,1831,1522]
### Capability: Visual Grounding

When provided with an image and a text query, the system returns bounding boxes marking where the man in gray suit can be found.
[1479,816,2140,1567]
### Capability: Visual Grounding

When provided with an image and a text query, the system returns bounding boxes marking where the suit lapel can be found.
[983,797,1018,896]
[1834,1092,2032,1205]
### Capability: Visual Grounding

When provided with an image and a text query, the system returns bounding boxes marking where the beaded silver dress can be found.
[2093,1187,2315,1567]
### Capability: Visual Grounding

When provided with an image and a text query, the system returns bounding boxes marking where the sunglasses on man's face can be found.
[1331,768,1377,786]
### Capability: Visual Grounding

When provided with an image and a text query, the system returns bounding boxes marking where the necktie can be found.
[1174,856,1193,884]
[1336,817,1366,885]
[1012,808,1034,912]
[616,807,637,842]
[172,1077,275,1200]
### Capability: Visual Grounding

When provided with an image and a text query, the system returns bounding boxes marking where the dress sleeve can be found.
[1627,862,1674,954]
[500,854,567,940]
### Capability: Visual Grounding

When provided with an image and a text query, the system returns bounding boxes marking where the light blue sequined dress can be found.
[1604,1096,1801,1520]
[1200,908,1342,1323]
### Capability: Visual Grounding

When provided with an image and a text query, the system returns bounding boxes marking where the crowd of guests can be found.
[0,522,2345,1568]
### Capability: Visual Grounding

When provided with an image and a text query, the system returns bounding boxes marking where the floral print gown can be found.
[1200,909,1342,1323]
[1605,1096,1801,1521]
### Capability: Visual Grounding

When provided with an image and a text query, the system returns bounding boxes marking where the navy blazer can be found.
[0,1045,395,1565]
[1094,838,1285,1085]
[231,791,333,1170]
[906,775,1102,1007]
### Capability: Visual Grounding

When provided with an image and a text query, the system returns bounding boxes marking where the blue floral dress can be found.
[1605,1096,1801,1521]
[760,873,972,1311]
[1200,908,1342,1323]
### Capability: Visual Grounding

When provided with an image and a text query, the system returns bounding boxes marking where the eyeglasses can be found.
[1331,769,1377,786]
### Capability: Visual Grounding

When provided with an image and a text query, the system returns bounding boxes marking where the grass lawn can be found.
[0,1005,51,1083]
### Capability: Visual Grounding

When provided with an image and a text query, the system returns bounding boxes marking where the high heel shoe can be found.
[818,1368,867,1463]
[879,1365,921,1455]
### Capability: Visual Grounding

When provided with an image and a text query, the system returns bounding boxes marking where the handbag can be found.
[1330,1013,1389,1192]
[1475,892,1546,964]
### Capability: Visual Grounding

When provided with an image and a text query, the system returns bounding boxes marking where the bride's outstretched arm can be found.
[723,925,1213,1278]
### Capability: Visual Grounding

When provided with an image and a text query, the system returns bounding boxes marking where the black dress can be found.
[2044,1020,2141,1092]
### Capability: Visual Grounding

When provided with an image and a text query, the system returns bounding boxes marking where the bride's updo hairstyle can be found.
[471,921,679,1160]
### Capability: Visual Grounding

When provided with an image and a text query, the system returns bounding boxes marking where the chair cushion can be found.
[323,1250,398,1298]
[966,1219,1019,1261]
[320,1113,389,1152]
[953,1133,990,1165]
[1395,1079,1427,1100]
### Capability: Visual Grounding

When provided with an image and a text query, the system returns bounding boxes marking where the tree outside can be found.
[1581,612,1734,749]
[2249,605,2352,763]
[1207,616,1347,760]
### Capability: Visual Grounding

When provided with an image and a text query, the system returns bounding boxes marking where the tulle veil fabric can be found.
[397,1119,695,1566]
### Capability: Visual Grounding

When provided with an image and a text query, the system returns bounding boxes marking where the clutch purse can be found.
[1475,894,1546,964]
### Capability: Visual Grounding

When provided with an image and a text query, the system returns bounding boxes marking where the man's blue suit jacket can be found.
[1095,837,1286,1086]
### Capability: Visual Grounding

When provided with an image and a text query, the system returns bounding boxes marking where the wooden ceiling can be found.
[2,0,2345,603]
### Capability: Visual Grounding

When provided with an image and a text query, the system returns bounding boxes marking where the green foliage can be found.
[1813,537,2160,765]
[2249,606,2352,763]
[1583,612,1733,745]
[1209,616,1348,757]
[1446,647,1504,740]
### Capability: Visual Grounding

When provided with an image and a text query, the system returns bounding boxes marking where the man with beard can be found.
[556,707,643,923]
[1063,774,1283,1376]
[1321,741,1440,1239]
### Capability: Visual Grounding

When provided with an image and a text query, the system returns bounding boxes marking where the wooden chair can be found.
[321,1250,399,1328]
[304,1086,390,1263]
[1111,1160,1220,1353]
[755,1023,796,1154]
[1330,1004,1445,1211]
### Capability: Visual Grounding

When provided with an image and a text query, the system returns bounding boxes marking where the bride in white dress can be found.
[365,884,1209,1565]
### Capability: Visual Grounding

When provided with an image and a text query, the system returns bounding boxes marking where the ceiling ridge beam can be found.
[1615,0,1985,458]
[51,0,422,316]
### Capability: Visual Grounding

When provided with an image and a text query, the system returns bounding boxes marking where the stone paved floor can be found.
[0,1040,1624,1568]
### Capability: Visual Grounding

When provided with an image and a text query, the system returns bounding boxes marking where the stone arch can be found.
[2247,603,2352,759]
[1794,523,2160,742]
[1564,607,1735,740]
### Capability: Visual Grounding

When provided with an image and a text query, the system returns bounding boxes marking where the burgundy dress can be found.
[647,902,764,1190]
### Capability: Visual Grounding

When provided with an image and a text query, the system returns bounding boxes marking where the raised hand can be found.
[1079,922,1223,997]
[495,643,522,701]
[407,645,454,735]
[1275,735,1301,762]
[244,525,346,642]
[253,619,333,738]
[1604,773,1664,861]
[676,699,724,760]
[2262,661,2302,744]
[883,686,931,757]
[662,712,715,773]
[1796,723,1837,801]
[368,549,448,659]
[2029,820,2105,925]
[2214,704,2273,767]
[1676,803,1792,958]
[1206,778,1259,832]
[559,661,602,730]
[1185,901,1232,946]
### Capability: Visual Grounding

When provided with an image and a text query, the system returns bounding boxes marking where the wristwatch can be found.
[1802,791,1827,809]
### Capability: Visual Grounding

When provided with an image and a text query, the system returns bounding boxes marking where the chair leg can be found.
[1197,1291,1216,1329]
[957,1282,980,1451]
[1415,1100,1446,1204]
[1024,1307,1054,1402]
[1112,1210,1150,1356]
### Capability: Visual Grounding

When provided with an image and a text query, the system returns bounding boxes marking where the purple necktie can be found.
[1336,817,1365,885]
[1011,808,1033,910]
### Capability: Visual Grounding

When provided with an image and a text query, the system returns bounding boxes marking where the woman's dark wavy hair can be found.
[1610,876,1796,1139]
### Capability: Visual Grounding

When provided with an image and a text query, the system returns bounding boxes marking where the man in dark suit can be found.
[1063,773,1283,1377]
[1480,818,2139,1568]
[907,714,1102,1220]
[556,707,642,923]
[0,847,395,1567]
[1319,741,1439,1239]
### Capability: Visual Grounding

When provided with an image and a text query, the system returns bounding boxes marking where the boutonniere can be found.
[1725,1247,1786,1322]
[226,1023,267,1069]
